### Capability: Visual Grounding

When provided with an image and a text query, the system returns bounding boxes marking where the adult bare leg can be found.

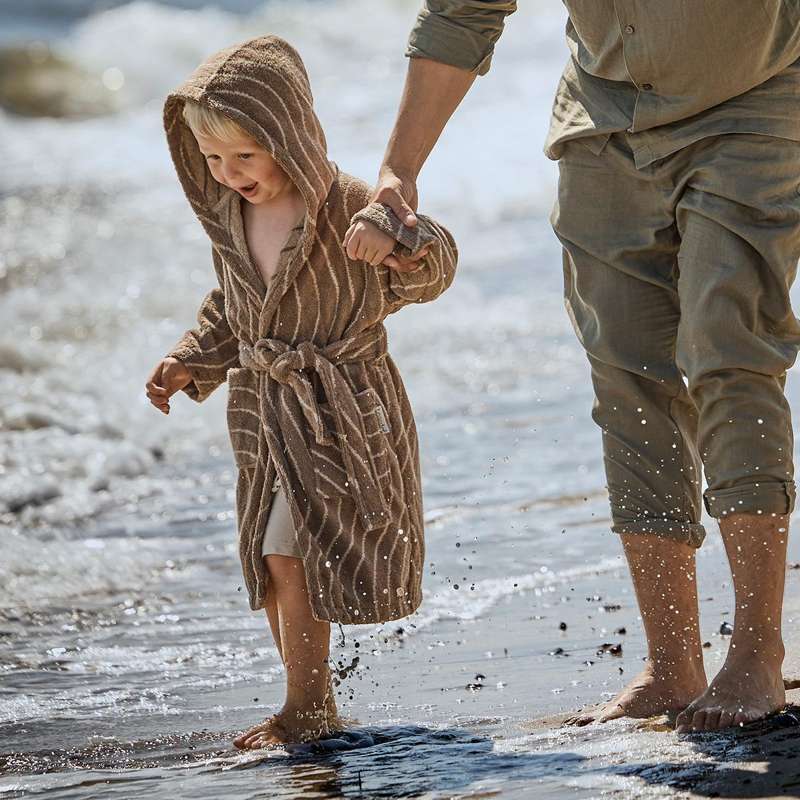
[568,533,707,725]
[675,513,787,732]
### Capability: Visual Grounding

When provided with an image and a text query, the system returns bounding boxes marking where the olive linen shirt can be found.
[406,1,800,167]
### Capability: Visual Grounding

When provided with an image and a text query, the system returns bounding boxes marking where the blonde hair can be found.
[182,99,247,142]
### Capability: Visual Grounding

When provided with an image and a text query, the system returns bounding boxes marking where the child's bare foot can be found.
[566,662,707,726]
[233,705,342,749]
[675,645,786,733]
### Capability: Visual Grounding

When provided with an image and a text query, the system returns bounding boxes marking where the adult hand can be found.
[370,166,424,269]
[145,357,192,415]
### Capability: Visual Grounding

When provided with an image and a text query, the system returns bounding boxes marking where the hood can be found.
[163,35,336,257]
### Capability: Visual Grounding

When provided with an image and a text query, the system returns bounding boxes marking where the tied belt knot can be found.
[259,340,318,385]
[238,325,390,530]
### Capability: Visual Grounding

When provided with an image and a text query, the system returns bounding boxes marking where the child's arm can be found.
[345,202,458,306]
[166,286,240,402]
[163,249,240,403]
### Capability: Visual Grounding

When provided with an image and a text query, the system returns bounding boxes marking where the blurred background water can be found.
[2,2,800,798]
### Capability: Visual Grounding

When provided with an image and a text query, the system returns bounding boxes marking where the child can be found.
[144,36,457,748]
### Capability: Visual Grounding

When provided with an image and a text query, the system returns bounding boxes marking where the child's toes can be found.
[233,724,266,748]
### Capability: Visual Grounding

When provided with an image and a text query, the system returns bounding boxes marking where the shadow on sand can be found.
[613,706,800,798]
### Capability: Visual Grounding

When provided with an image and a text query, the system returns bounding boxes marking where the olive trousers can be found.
[551,132,800,546]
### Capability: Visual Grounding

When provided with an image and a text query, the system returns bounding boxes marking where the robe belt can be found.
[238,325,390,528]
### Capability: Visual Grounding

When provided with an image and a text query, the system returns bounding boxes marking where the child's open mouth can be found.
[238,183,258,197]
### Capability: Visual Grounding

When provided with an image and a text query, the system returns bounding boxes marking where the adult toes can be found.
[567,705,605,726]
[702,709,723,731]
[564,712,589,727]
[675,705,698,733]
[732,710,751,729]
[597,703,626,724]
[717,710,736,730]
[690,710,709,732]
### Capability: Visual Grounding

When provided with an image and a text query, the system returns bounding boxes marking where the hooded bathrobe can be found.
[163,36,457,624]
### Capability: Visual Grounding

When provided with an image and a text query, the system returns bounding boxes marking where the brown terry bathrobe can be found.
[163,36,458,624]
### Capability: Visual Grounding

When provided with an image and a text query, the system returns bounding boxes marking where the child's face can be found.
[194,130,294,205]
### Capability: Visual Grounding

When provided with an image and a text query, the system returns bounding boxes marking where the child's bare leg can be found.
[233,555,339,748]
[263,582,283,659]
[676,513,787,732]
[567,533,707,725]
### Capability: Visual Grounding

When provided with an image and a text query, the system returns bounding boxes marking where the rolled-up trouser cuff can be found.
[703,480,796,518]
[611,519,707,549]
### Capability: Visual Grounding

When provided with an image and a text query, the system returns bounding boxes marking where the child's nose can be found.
[222,162,242,184]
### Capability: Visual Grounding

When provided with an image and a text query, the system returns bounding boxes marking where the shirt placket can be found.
[612,0,659,133]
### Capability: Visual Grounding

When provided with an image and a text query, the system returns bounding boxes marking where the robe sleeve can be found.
[166,249,240,403]
[406,0,517,76]
[350,202,458,307]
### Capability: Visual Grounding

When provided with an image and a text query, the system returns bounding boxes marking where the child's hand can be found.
[344,219,397,266]
[344,220,430,272]
[145,357,192,415]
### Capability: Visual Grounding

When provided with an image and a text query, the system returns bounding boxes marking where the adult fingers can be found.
[374,185,418,228]
[384,248,428,272]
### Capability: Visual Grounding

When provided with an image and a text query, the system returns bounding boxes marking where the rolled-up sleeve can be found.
[406,1,517,76]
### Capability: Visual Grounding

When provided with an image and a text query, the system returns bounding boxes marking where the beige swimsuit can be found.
[261,478,302,559]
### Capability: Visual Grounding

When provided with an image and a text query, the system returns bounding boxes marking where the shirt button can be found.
[624,24,635,34]
[642,82,653,91]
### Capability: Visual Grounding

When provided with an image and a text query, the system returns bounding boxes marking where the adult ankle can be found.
[726,632,785,665]
[646,655,706,685]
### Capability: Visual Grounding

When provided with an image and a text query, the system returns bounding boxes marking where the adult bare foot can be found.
[233,705,343,749]
[674,513,791,734]
[566,662,707,726]
[675,651,785,733]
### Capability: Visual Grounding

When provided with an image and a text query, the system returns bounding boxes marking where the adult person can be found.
[348,2,800,733]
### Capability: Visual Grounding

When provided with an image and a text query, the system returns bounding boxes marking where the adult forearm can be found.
[381,57,476,180]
